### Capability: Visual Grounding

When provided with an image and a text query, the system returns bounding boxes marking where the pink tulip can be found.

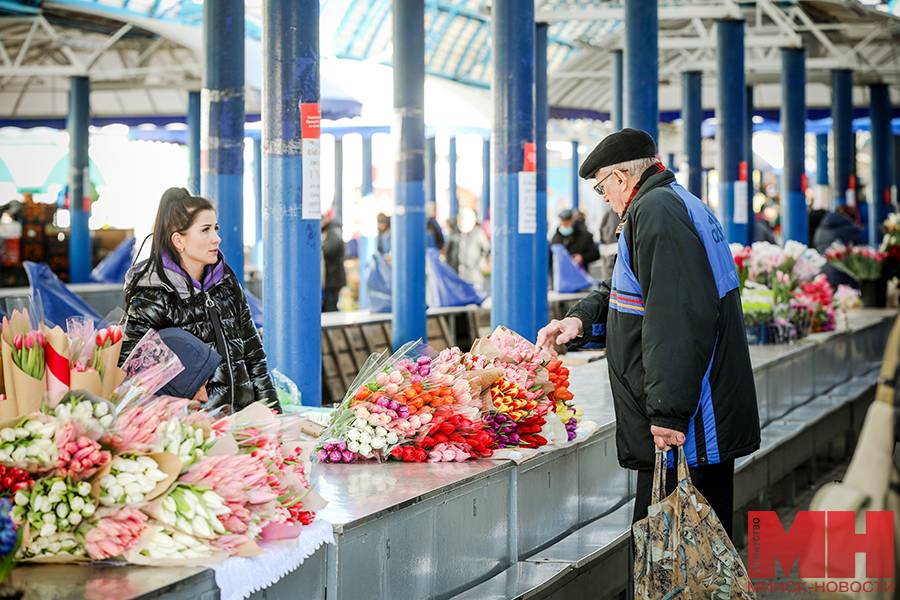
[13,333,23,350]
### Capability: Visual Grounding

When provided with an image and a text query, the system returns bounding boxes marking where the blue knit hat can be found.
[157,328,222,400]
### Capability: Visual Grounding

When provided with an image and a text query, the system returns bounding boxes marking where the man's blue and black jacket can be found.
[566,169,761,471]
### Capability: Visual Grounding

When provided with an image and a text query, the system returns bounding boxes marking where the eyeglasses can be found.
[593,169,626,196]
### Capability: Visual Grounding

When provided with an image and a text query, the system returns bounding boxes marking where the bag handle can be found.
[651,447,667,504]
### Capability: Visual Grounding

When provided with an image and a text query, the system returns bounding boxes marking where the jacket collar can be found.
[622,165,676,219]
[127,249,227,300]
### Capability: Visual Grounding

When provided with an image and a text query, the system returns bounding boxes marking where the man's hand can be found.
[536,317,583,356]
[650,425,686,451]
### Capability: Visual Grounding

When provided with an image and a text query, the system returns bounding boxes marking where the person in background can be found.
[322,208,346,312]
[536,128,759,537]
[550,208,600,269]
[426,202,445,250]
[121,187,279,415]
[157,328,221,410]
[597,208,620,280]
[813,204,865,290]
[753,207,777,244]
[376,212,391,255]
[445,208,491,291]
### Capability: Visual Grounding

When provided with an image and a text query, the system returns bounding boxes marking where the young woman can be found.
[120,187,279,414]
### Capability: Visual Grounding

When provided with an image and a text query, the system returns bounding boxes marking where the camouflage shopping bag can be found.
[633,446,755,600]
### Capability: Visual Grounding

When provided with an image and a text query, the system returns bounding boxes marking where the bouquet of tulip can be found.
[96,454,175,506]
[824,242,886,281]
[1,311,47,418]
[0,413,57,469]
[82,505,148,560]
[792,273,835,334]
[12,477,96,552]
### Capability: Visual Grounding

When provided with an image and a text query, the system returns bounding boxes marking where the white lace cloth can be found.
[206,520,334,600]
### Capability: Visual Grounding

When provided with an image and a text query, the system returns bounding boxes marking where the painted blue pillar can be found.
[252,137,263,270]
[262,0,321,405]
[358,136,375,310]
[187,91,201,194]
[571,141,579,210]
[392,0,427,349]
[611,49,624,132]
[717,20,747,246]
[334,138,343,222]
[869,83,891,246]
[781,47,807,245]
[815,133,829,209]
[425,136,436,208]
[745,86,754,220]
[481,137,490,222]
[203,0,245,284]
[624,0,658,142]
[67,76,91,284]
[683,71,702,198]
[492,0,536,339]
[535,22,549,338]
[832,69,853,207]
[448,136,458,217]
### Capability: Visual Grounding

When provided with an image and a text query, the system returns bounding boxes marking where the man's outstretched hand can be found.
[536,317,583,356]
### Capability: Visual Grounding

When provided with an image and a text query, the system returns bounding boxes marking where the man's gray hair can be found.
[599,156,657,180]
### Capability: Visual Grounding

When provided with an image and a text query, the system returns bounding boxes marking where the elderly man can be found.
[536,128,760,536]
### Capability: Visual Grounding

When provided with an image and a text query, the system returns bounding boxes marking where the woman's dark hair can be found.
[126,187,216,305]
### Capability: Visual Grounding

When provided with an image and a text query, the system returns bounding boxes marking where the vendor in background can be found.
[376,212,391,255]
[322,208,346,312]
[445,208,491,291]
[550,208,600,269]
[426,201,445,250]
[121,187,279,415]
[813,204,865,290]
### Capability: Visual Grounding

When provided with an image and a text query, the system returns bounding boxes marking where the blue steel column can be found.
[203,0,245,284]
[68,76,91,284]
[481,137,490,221]
[832,69,853,206]
[448,136,458,217]
[717,20,747,246]
[815,133,829,209]
[683,71,702,198]
[358,136,375,310]
[334,138,343,222]
[535,23,549,337]
[869,83,891,246]
[425,136,436,208]
[252,138,263,269]
[781,47,807,245]
[571,141,579,210]
[187,91,201,194]
[392,0,427,349]
[262,0,321,404]
[492,0,536,338]
[624,0,658,141]
[611,49,624,131]
[745,86,754,220]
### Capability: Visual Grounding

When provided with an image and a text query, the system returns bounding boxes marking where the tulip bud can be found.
[328,450,342,463]
[342,451,356,463]
[13,334,22,350]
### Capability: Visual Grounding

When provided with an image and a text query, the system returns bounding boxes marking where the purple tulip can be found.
[417,356,431,366]
[388,400,400,412]
[323,442,335,452]
[410,374,422,384]
[342,451,356,463]
[335,441,347,452]
[316,449,330,462]
[329,450,343,463]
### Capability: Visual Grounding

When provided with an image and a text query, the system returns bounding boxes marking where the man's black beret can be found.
[579,128,657,179]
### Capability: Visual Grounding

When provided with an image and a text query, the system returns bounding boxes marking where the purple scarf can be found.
[161,248,225,292]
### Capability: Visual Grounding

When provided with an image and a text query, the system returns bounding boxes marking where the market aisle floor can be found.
[736,450,855,600]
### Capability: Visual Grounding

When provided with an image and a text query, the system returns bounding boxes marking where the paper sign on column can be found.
[518,172,537,234]
[301,103,321,220]
[733,181,748,224]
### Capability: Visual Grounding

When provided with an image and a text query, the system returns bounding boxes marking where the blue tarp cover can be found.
[425,248,487,307]
[24,261,103,328]
[367,253,393,314]
[90,236,135,284]
[551,244,598,293]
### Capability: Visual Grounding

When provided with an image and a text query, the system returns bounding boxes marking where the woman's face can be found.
[173,209,220,272]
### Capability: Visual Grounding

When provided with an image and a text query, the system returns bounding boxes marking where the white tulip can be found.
[47,492,61,504]
[123,483,143,497]
[347,441,361,453]
[81,503,95,516]
[135,473,151,490]
[69,512,82,525]
[111,457,128,471]
[99,474,115,488]
[115,473,136,485]
[14,428,28,439]
[39,523,57,537]
[353,418,367,428]
[176,516,193,534]
[70,496,85,512]
[346,428,360,441]
[77,481,91,496]
[93,402,109,417]
[358,432,372,444]
[99,415,114,428]
[23,421,42,433]
[55,503,68,518]
[107,485,124,501]
[38,424,55,437]
[99,496,116,507]
[386,432,399,445]
[358,443,372,456]
[14,491,29,506]
[375,426,387,437]
[370,437,385,450]
[42,513,56,525]
[0,450,10,462]
[11,446,26,462]
[0,428,14,442]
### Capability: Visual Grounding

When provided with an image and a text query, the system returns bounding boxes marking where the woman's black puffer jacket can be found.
[119,258,279,414]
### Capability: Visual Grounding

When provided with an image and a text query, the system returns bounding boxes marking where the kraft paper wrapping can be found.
[100,339,124,399]
[42,325,70,408]
[11,361,46,416]
[457,368,504,395]
[70,370,103,398]
[1,337,17,415]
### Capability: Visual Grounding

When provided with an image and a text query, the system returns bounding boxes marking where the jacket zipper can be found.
[206,291,236,411]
